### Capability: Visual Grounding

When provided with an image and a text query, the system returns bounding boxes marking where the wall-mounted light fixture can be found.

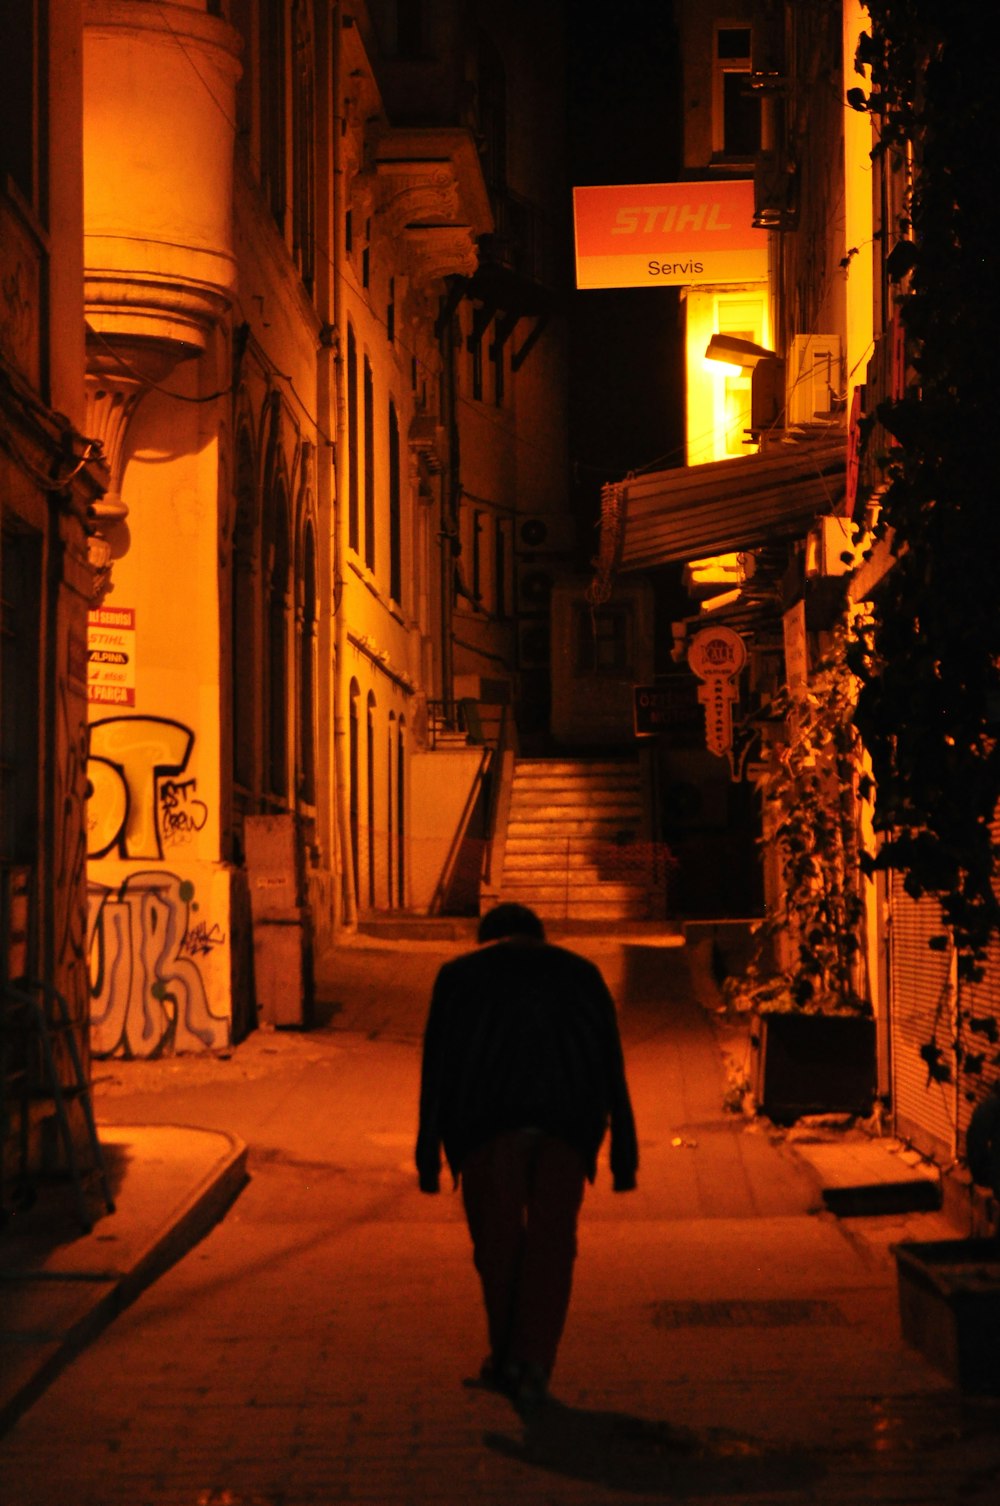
[704,334,785,434]
[704,333,778,369]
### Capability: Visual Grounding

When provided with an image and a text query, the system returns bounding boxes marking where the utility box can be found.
[243,815,314,1028]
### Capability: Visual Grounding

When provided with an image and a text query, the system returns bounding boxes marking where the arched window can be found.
[364,354,375,572]
[347,324,359,552]
[349,680,360,902]
[396,716,406,908]
[263,481,290,802]
[259,0,286,231]
[366,691,377,907]
[297,519,317,806]
[389,398,402,604]
[232,428,258,806]
[291,1,315,292]
[387,711,396,907]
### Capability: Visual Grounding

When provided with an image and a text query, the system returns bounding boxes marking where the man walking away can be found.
[416,902,638,1408]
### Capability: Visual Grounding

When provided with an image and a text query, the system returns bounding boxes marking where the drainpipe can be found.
[439,298,458,715]
[330,2,357,928]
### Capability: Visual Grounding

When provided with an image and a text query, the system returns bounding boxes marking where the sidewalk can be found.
[0,1123,247,1435]
[0,927,980,1451]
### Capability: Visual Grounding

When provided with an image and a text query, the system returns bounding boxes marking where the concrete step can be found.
[495,881,653,903]
[495,896,658,920]
[514,759,641,777]
[509,784,642,805]
[507,810,643,831]
[502,853,656,876]
[506,823,643,844]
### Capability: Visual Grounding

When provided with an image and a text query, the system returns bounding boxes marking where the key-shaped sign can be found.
[687,626,747,757]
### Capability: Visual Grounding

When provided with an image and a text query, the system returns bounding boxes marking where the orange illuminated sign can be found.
[572,180,767,289]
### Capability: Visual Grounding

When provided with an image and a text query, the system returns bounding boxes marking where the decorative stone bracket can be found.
[370,128,493,291]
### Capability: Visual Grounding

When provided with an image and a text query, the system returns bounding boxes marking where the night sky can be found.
[565,1,686,523]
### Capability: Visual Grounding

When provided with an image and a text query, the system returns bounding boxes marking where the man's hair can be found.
[477,902,546,944]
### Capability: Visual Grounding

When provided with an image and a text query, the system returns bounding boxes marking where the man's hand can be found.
[416,1130,441,1194]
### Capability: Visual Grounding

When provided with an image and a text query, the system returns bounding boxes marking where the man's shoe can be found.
[513,1360,550,1411]
[474,1355,520,1395]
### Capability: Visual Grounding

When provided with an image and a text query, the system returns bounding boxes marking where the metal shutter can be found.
[956,807,1000,1154]
[889,872,957,1162]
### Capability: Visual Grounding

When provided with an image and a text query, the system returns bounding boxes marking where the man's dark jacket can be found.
[416,936,638,1193]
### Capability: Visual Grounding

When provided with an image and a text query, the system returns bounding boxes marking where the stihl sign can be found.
[572,180,767,289]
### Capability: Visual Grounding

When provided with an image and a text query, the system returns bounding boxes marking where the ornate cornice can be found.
[371,127,493,291]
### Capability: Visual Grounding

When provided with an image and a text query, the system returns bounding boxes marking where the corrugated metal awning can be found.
[605,433,847,573]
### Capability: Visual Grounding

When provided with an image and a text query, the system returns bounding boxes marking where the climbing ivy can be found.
[733,622,869,1016]
[846,1,1000,978]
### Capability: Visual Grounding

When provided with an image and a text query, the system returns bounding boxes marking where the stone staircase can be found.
[491,756,667,922]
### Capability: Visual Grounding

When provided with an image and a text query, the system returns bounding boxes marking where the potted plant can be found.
[726,621,876,1124]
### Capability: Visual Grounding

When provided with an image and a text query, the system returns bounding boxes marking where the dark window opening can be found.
[348,325,359,551]
[389,400,402,603]
[363,355,375,572]
[575,603,633,677]
[1,523,41,865]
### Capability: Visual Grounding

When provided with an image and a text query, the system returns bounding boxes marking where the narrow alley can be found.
[1,936,998,1505]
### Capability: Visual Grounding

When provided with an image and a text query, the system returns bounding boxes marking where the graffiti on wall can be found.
[88,871,230,1058]
[87,715,210,860]
[86,714,226,1057]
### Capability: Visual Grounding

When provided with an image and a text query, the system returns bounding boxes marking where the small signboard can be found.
[633,684,670,738]
[573,179,767,290]
[87,605,136,707]
[688,625,747,758]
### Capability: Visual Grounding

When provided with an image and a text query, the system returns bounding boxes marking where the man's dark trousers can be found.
[461,1129,587,1379]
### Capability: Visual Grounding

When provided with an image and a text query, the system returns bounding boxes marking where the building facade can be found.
[594,0,999,1199]
[77,0,570,1057]
[2,1,109,1175]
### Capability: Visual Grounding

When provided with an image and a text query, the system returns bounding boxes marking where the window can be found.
[259,0,287,230]
[366,693,376,907]
[371,1,425,60]
[386,713,395,906]
[347,325,359,551]
[349,680,360,901]
[263,484,290,801]
[297,522,317,805]
[0,2,38,207]
[575,603,633,677]
[1,522,41,865]
[491,331,505,406]
[291,1,315,292]
[472,510,484,603]
[388,400,402,604]
[469,307,484,402]
[232,432,258,802]
[387,278,396,344]
[477,30,507,198]
[363,355,375,571]
[396,717,406,907]
[713,25,760,160]
[494,517,508,620]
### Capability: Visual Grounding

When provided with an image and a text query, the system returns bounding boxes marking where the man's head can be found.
[477,902,546,945]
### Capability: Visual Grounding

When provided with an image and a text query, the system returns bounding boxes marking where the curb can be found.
[0,1128,248,1438]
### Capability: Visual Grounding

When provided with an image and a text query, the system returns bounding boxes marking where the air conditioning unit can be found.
[516,565,554,613]
[788,335,843,425]
[517,620,550,669]
[515,514,577,555]
[805,516,858,578]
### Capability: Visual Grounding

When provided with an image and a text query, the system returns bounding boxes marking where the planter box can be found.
[751,1011,876,1125]
[894,1239,1000,1393]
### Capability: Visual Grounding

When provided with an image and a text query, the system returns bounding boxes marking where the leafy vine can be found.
[731,622,869,1016]
[845,0,1000,979]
